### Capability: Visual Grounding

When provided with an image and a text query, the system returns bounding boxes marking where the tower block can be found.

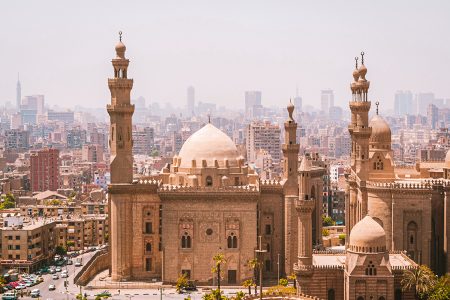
[108,32,135,281]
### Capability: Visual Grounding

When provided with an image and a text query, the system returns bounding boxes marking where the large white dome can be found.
[178,124,240,168]
[349,215,386,253]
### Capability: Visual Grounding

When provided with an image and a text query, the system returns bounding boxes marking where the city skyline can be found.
[2,0,450,110]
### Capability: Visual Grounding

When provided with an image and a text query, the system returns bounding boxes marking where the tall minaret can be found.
[108,32,135,281]
[16,73,21,111]
[108,31,135,184]
[283,100,300,275]
[347,52,372,233]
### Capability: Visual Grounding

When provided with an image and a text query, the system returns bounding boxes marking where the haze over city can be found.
[2,0,450,110]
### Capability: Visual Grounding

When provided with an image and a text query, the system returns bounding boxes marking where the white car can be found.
[31,289,41,298]
[61,273,68,278]
[51,274,59,280]
[74,262,82,267]
[16,284,26,290]
[48,284,56,291]
[55,267,61,272]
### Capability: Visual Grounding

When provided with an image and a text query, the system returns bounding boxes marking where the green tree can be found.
[176,273,188,293]
[150,149,160,157]
[427,274,450,300]
[279,278,288,287]
[0,193,16,209]
[322,215,335,226]
[212,253,226,295]
[322,228,330,236]
[55,245,67,256]
[233,291,245,300]
[202,289,228,300]
[401,265,437,300]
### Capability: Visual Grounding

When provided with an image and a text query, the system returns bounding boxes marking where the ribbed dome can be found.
[369,115,391,145]
[349,215,386,253]
[178,124,239,168]
[115,41,126,59]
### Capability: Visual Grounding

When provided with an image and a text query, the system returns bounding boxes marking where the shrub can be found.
[322,215,335,226]
[322,228,330,236]
[279,278,288,286]
[338,234,346,240]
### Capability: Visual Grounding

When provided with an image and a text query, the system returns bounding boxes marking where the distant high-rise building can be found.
[187,86,195,117]
[30,148,60,192]
[22,95,45,115]
[394,90,413,116]
[320,89,334,114]
[4,129,29,151]
[246,120,281,164]
[245,91,262,120]
[16,74,21,111]
[47,110,75,124]
[329,106,343,121]
[133,127,154,155]
[416,92,435,115]
[427,103,439,129]
[82,144,104,163]
[294,96,302,113]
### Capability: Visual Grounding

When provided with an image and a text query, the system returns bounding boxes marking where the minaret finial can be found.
[375,101,379,115]
[355,57,359,69]
[119,31,122,42]
[361,51,365,65]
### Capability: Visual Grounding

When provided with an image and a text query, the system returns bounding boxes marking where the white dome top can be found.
[369,115,391,145]
[349,215,386,253]
[178,124,240,168]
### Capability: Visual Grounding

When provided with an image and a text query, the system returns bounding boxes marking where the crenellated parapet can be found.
[260,179,284,193]
[158,184,259,193]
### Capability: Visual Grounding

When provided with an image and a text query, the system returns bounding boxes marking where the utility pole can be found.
[277,253,280,284]
[255,236,267,300]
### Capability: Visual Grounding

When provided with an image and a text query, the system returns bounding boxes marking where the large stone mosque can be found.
[105,36,449,300]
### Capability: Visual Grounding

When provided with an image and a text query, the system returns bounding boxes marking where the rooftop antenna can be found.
[375,101,380,115]
[361,51,365,65]
[119,31,122,42]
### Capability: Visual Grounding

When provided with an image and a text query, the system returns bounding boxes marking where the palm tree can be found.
[242,279,254,295]
[212,253,226,295]
[401,265,437,300]
[248,258,259,294]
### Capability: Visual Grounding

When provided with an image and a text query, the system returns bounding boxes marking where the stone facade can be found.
[107,37,325,284]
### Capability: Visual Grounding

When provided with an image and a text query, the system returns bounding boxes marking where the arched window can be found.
[357,297,364,300]
[181,232,191,249]
[365,261,376,276]
[206,176,213,187]
[379,297,386,300]
[310,185,316,200]
[146,243,152,252]
[407,221,418,261]
[327,289,335,300]
[227,233,238,249]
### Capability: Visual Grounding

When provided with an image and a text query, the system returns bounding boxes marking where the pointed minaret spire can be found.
[119,30,122,42]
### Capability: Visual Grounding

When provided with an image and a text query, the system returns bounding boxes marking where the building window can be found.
[206,176,213,187]
[357,297,364,300]
[181,232,191,249]
[145,258,152,271]
[395,289,402,300]
[145,222,153,234]
[265,224,272,235]
[374,157,384,170]
[146,243,152,252]
[379,297,386,300]
[227,233,238,249]
[228,270,237,284]
[365,261,377,275]
[15,236,20,240]
[327,289,335,300]
[265,260,271,272]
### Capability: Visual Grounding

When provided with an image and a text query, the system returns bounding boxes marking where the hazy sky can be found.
[1,0,450,111]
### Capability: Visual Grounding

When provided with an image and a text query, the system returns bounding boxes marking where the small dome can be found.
[349,215,386,253]
[359,64,367,79]
[287,101,295,121]
[299,156,312,171]
[115,41,126,59]
[178,124,239,168]
[445,150,450,169]
[352,68,360,81]
[369,115,391,145]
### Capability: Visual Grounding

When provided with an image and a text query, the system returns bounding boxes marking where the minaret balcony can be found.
[352,127,372,137]
[107,104,135,114]
[295,199,315,213]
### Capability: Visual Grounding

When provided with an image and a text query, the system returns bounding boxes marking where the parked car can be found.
[55,267,61,272]
[1,292,18,300]
[183,281,198,291]
[48,284,56,291]
[15,284,26,290]
[51,274,59,280]
[61,273,68,278]
[30,289,41,298]
[74,262,82,267]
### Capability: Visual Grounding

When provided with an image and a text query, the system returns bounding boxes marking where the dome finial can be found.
[119,31,122,42]
[361,51,365,65]
[355,56,359,69]
[375,101,380,115]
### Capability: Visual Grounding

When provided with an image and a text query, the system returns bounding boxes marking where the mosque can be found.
[105,36,449,300]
